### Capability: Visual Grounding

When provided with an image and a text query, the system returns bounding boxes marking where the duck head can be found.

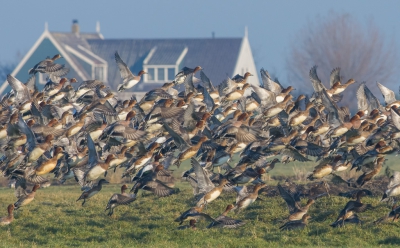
[138,70,147,76]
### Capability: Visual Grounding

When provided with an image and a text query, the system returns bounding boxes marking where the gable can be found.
[1,35,91,95]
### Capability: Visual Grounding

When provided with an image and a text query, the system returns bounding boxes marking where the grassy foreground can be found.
[0,181,400,247]
[1,157,400,248]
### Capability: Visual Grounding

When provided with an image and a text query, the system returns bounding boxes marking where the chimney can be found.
[96,21,101,33]
[72,20,79,34]
[212,32,215,39]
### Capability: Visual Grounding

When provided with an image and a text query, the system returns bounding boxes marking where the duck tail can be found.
[173,160,181,168]
[117,84,124,92]
[381,193,388,202]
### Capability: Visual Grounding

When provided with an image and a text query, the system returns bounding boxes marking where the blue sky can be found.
[1,0,400,83]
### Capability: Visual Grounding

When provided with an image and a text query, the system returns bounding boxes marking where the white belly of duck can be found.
[134,157,151,169]
[20,102,32,113]
[87,166,106,181]
[331,127,349,137]
[118,112,128,121]
[140,102,154,112]
[76,88,90,97]
[290,115,307,126]
[246,102,259,111]
[14,137,27,147]
[313,166,333,178]
[47,88,59,96]
[269,144,286,151]
[208,189,222,202]
[146,123,163,133]
[210,92,219,99]
[276,95,284,103]
[265,107,283,118]
[68,125,83,136]
[90,130,103,141]
[29,147,45,161]
[329,87,345,95]
[387,185,400,197]
[61,104,74,112]
[347,136,366,145]
[334,162,350,172]
[52,93,65,102]
[313,126,329,135]
[226,92,242,101]
[126,79,140,88]
[0,129,7,139]
[146,116,160,125]
[233,143,247,153]
[239,197,256,209]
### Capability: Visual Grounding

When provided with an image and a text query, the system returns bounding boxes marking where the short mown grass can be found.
[1,157,400,247]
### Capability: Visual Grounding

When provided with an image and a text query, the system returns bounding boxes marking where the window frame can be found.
[92,64,108,82]
[143,65,176,82]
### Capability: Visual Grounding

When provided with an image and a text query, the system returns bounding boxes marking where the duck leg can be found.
[108,208,114,216]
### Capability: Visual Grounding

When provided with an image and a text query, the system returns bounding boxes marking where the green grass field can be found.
[1,157,400,247]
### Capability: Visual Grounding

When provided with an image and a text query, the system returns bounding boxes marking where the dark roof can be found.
[147,44,186,65]
[87,38,243,91]
[51,32,93,50]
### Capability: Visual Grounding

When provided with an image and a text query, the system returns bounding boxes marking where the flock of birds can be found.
[1,51,400,231]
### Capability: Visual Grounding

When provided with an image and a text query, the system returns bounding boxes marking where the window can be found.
[94,66,104,81]
[144,67,175,82]
[158,68,165,81]
[168,68,175,81]
[147,68,155,81]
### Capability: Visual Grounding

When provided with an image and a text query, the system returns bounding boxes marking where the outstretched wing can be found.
[115,51,134,80]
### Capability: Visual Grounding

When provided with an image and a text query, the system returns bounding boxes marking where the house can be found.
[2,20,260,99]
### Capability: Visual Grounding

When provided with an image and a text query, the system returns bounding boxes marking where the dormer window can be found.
[147,68,155,81]
[168,68,175,81]
[144,66,175,82]
[94,66,105,81]
[143,45,187,83]
[158,68,165,81]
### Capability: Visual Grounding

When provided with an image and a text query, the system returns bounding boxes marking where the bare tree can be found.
[286,13,397,107]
